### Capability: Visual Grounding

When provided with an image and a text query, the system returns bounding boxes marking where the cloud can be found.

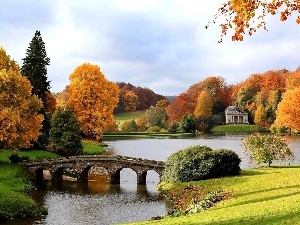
[1,0,300,96]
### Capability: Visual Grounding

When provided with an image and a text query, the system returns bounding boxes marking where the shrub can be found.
[9,154,30,164]
[147,126,161,133]
[120,120,137,133]
[161,145,241,182]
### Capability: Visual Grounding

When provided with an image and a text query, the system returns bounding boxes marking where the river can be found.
[5,134,300,225]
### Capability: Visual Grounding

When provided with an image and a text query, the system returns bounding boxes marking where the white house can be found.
[225,106,248,124]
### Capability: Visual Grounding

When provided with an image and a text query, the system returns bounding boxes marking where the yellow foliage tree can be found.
[0,70,43,150]
[0,46,19,71]
[194,90,213,118]
[67,63,119,141]
[275,87,300,131]
[254,104,266,125]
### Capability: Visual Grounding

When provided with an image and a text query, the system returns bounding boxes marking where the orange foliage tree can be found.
[121,90,139,112]
[67,63,119,141]
[194,91,214,118]
[211,0,300,41]
[45,92,57,114]
[0,70,43,150]
[275,87,300,131]
[166,93,195,122]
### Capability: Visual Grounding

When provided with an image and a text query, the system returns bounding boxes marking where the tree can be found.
[121,90,139,112]
[179,114,196,133]
[166,93,195,122]
[144,106,167,128]
[120,120,137,133]
[275,87,300,131]
[194,90,213,118]
[47,107,83,156]
[21,30,50,110]
[254,104,266,125]
[243,133,293,166]
[0,69,43,150]
[156,99,169,109]
[211,0,300,41]
[67,63,119,141]
[45,92,57,114]
[0,46,19,72]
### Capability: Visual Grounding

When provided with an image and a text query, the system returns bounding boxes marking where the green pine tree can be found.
[47,107,83,156]
[21,30,50,110]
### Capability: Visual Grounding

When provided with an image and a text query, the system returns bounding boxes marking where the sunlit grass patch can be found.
[211,124,259,133]
[0,150,58,163]
[82,140,106,155]
[130,166,300,225]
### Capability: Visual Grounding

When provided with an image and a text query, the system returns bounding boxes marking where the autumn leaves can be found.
[68,64,119,141]
[212,0,300,41]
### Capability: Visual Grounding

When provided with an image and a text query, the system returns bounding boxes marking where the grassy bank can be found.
[0,140,105,221]
[114,110,146,121]
[129,166,300,225]
[211,124,259,133]
[0,163,46,221]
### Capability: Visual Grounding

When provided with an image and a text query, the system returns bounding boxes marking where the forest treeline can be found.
[1,30,300,153]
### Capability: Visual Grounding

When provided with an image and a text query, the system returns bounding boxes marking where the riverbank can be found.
[0,163,46,221]
[129,165,300,225]
[211,124,259,133]
[0,140,105,222]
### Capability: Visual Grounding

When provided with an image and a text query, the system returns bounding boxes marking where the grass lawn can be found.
[82,140,106,155]
[129,166,300,225]
[114,110,146,121]
[0,163,46,221]
[211,124,259,133]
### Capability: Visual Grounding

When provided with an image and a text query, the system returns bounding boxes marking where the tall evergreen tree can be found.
[21,30,50,110]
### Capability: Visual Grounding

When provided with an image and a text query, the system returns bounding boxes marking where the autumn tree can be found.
[0,46,19,71]
[156,99,169,109]
[45,92,57,114]
[194,90,214,118]
[47,106,83,156]
[166,93,195,122]
[54,86,69,108]
[0,70,43,150]
[21,30,50,111]
[211,0,300,41]
[121,90,139,112]
[67,63,119,141]
[136,116,148,131]
[254,104,266,125]
[275,87,300,131]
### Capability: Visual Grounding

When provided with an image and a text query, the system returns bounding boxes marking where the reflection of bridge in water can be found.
[22,155,165,185]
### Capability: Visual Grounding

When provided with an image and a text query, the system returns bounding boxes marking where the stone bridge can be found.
[22,155,165,185]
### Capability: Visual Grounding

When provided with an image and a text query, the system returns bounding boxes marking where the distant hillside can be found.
[164,96,176,103]
[117,82,167,110]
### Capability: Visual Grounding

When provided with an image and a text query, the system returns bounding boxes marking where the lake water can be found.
[5,134,300,225]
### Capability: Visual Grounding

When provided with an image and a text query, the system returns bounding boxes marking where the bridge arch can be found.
[22,155,165,184]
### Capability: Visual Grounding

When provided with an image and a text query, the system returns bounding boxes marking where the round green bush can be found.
[161,145,241,182]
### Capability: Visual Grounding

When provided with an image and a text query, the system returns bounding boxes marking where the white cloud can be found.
[1,0,300,95]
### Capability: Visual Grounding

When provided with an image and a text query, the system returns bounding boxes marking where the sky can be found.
[1,0,300,96]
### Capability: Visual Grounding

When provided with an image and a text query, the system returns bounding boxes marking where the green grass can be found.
[211,124,259,133]
[114,110,146,121]
[128,166,300,225]
[0,150,58,163]
[0,163,45,221]
[82,140,106,155]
